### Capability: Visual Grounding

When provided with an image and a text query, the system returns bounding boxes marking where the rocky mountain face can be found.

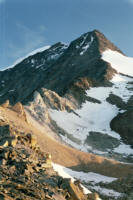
[0,42,68,105]
[0,30,121,106]
[0,29,133,199]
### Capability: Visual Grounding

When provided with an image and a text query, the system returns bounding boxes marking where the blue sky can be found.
[0,0,133,69]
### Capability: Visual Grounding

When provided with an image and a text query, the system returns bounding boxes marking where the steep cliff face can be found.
[0,30,120,105]
[110,110,133,146]
[0,42,68,104]
[38,30,119,96]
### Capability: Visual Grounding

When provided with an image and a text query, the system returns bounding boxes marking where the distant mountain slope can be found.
[0,42,68,104]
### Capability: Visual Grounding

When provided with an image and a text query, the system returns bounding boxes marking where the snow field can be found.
[102,49,133,77]
[52,163,122,199]
[50,74,133,155]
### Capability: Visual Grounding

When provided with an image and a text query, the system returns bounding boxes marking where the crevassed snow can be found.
[49,74,133,155]
[102,49,133,77]
[1,45,50,71]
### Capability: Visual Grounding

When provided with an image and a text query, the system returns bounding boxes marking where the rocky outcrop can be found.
[12,102,24,115]
[0,120,18,148]
[11,102,29,123]
[101,174,133,199]
[26,91,50,124]
[85,132,120,152]
[58,178,88,200]
[106,93,126,109]
[94,30,123,54]
[39,88,75,111]
[0,99,10,108]
[26,133,38,149]
[87,193,100,200]
[110,110,133,146]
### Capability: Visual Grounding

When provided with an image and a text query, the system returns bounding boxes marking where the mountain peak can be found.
[92,29,123,54]
[66,29,123,61]
[0,29,126,105]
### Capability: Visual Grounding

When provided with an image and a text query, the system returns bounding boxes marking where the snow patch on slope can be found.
[102,50,133,77]
[88,74,133,103]
[89,186,122,198]
[53,163,117,184]
[80,36,94,55]
[52,163,91,195]
[114,143,133,155]
[49,74,133,155]
[52,163,122,199]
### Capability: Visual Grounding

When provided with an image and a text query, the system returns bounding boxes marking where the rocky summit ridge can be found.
[0,30,121,105]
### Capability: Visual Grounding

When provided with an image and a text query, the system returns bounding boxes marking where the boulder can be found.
[0,100,10,108]
[60,178,87,200]
[69,180,87,200]
[0,140,9,148]
[0,137,17,148]
[10,138,17,147]
[87,193,100,200]
[106,93,126,109]
[31,136,37,149]
[110,110,133,146]
[26,133,37,149]
[42,153,52,169]
[12,102,24,116]
[11,102,28,123]
[0,159,6,165]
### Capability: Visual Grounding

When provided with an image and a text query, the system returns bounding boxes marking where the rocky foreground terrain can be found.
[0,104,101,200]
[0,97,133,200]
